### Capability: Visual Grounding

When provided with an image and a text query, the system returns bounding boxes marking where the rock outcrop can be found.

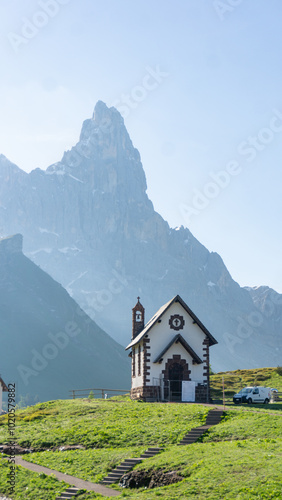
[119,469,183,489]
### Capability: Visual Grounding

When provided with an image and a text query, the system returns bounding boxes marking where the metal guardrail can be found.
[69,388,130,399]
[272,391,282,402]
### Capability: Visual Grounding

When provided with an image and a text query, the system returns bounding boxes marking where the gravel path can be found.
[14,457,120,497]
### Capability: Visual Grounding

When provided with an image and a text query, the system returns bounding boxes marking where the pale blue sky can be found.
[0,1,282,291]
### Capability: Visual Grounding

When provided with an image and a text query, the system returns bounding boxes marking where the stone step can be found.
[178,410,223,446]
[101,479,116,485]
[183,433,203,437]
[119,461,141,467]
[182,434,201,438]
[107,472,124,478]
[146,448,163,453]
[206,413,223,419]
[101,448,164,485]
[184,430,204,435]
[206,415,222,419]
[60,493,78,496]
[121,458,142,464]
[140,453,158,458]
[102,476,122,483]
[55,487,80,499]
[55,496,79,500]
[179,438,198,443]
[114,466,133,471]
[180,436,200,443]
[56,496,76,500]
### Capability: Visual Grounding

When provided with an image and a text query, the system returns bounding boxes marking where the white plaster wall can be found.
[145,302,207,385]
[148,342,205,385]
[148,304,205,357]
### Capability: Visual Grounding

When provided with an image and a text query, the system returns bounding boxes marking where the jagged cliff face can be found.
[0,101,281,371]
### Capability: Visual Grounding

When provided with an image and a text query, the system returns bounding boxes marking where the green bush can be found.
[276,366,282,376]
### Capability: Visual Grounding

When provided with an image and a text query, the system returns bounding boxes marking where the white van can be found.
[233,386,271,404]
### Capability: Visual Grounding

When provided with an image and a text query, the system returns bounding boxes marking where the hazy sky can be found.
[1,1,282,292]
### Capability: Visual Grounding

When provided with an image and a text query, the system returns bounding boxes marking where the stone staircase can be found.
[62,410,223,490]
[178,409,223,445]
[101,447,163,485]
[55,487,80,499]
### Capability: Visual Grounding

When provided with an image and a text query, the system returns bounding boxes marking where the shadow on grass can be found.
[223,402,282,411]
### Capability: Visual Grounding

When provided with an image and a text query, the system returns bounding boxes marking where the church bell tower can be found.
[132,297,145,340]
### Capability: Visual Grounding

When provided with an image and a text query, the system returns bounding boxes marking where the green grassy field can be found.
[0,367,281,499]
[0,399,208,449]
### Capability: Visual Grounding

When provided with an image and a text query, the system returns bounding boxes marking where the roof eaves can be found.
[125,296,177,350]
[175,295,218,346]
[125,294,218,350]
[0,377,8,392]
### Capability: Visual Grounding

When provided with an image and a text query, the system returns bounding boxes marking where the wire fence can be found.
[69,388,130,400]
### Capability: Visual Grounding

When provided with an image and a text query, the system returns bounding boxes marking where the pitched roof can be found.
[0,377,8,392]
[153,334,203,364]
[126,294,217,350]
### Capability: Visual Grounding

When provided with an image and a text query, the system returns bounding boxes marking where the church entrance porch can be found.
[161,355,191,401]
[164,361,184,401]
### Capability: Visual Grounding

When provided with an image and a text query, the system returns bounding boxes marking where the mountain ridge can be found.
[0,101,281,372]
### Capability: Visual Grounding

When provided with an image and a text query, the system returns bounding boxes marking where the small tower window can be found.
[136,311,142,322]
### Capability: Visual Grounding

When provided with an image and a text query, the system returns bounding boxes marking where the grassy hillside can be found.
[0,368,282,499]
[0,399,209,450]
[210,366,282,402]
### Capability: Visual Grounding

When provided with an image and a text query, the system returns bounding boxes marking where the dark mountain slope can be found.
[0,234,130,403]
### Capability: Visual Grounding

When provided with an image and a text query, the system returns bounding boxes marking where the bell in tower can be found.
[132,297,145,340]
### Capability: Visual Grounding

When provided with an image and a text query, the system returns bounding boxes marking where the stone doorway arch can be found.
[162,355,191,401]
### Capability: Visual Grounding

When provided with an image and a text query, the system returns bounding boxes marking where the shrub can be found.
[276,366,282,376]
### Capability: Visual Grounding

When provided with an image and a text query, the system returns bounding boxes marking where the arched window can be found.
[138,345,141,376]
[136,311,142,322]
[132,348,136,377]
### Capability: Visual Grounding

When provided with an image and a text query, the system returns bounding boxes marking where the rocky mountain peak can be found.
[45,102,147,200]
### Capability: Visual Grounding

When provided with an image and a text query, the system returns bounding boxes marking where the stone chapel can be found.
[126,295,218,402]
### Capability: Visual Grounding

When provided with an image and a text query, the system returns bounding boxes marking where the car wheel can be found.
[264,398,269,404]
[247,398,252,404]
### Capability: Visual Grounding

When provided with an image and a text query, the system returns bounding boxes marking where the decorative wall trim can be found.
[161,354,191,381]
[202,337,210,401]
[143,337,151,387]
[131,385,160,401]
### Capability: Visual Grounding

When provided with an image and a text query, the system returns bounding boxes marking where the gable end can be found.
[153,334,203,365]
